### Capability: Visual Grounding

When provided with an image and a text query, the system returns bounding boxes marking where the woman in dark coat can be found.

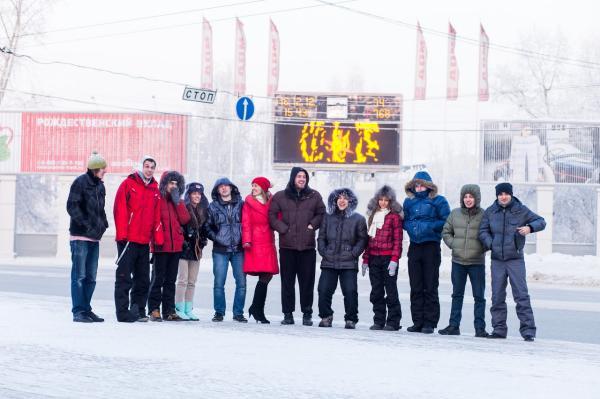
[242,177,279,324]
[175,182,209,321]
[317,188,368,329]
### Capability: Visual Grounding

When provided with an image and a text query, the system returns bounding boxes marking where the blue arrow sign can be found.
[235,97,254,121]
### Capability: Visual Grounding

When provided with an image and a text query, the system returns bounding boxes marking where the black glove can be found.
[171,187,181,205]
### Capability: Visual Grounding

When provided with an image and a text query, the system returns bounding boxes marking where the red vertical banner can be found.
[266,19,280,97]
[478,24,490,101]
[201,18,213,90]
[446,22,459,100]
[414,22,427,100]
[234,18,247,96]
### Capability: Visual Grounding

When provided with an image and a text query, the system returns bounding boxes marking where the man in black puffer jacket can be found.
[317,188,368,329]
[206,177,247,322]
[66,151,109,323]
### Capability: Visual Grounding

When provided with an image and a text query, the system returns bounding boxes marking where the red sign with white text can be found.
[20,112,187,173]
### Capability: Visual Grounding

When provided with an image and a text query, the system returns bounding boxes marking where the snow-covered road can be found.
[1,292,599,399]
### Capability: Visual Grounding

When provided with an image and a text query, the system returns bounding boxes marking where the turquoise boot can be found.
[175,302,190,320]
[184,302,199,321]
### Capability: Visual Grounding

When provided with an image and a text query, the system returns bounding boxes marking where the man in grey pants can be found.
[479,182,546,342]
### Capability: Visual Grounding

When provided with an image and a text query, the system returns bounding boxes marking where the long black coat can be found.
[66,170,108,240]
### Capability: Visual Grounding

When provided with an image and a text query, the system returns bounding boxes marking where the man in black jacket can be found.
[206,177,247,322]
[269,167,326,326]
[66,152,109,323]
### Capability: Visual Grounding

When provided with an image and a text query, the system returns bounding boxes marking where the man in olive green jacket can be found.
[439,184,488,337]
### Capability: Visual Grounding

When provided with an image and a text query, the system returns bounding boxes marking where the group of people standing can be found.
[67,152,546,342]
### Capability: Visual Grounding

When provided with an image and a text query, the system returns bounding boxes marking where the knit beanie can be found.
[252,176,272,193]
[186,182,204,195]
[495,182,513,197]
[87,151,107,170]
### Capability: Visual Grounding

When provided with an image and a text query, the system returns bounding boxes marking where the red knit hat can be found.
[252,176,272,193]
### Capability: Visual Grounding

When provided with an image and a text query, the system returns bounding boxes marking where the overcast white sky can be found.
[8,0,597,116]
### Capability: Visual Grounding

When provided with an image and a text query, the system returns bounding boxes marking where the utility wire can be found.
[316,0,600,70]
[15,0,358,50]
[2,87,599,132]
[13,0,266,39]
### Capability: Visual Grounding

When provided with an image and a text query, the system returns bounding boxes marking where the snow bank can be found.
[1,292,599,399]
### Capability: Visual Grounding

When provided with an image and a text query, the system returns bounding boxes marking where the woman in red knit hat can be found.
[242,177,279,323]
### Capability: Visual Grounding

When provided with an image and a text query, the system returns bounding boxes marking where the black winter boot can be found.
[438,325,460,336]
[248,281,270,324]
[302,313,313,326]
[281,313,294,325]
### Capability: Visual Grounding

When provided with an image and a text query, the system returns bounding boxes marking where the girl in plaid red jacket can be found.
[362,185,404,331]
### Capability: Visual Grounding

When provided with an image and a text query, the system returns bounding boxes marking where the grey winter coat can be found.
[479,197,546,261]
[317,188,368,270]
[442,184,485,265]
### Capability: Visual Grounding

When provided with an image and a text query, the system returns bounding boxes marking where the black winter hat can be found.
[495,182,513,197]
[186,182,204,195]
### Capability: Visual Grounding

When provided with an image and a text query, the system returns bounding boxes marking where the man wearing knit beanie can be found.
[66,151,109,323]
[479,182,546,342]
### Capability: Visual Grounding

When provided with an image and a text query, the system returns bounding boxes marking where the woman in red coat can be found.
[242,176,279,323]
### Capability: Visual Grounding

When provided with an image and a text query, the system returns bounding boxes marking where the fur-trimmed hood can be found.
[211,177,242,204]
[327,188,358,217]
[366,185,403,216]
[159,171,185,199]
[405,171,438,199]
[460,184,481,210]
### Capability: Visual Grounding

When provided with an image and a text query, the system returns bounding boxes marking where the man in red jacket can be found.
[148,171,190,321]
[113,156,164,322]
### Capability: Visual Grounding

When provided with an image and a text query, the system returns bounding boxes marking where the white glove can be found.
[361,263,368,277]
[387,261,398,277]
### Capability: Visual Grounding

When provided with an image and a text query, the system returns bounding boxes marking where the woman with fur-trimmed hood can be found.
[402,171,450,334]
[362,185,404,331]
[148,171,191,322]
[316,188,368,329]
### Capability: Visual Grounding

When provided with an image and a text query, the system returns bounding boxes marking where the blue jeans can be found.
[212,251,246,316]
[70,240,100,315]
[449,262,486,331]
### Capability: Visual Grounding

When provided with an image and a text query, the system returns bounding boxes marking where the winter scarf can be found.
[368,208,390,237]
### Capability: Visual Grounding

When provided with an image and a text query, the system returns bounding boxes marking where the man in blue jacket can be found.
[479,182,545,342]
[403,171,450,334]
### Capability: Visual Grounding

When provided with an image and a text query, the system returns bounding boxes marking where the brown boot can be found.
[150,309,162,322]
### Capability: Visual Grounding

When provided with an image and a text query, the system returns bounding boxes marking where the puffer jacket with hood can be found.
[206,177,244,253]
[442,184,485,265]
[152,171,191,253]
[363,185,404,264]
[403,171,451,244]
[269,167,326,251]
[181,182,209,261]
[317,188,368,270]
